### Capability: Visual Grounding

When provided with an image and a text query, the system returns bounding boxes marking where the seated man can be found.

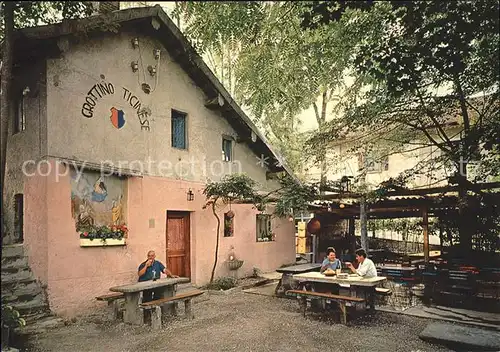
[346,248,377,278]
[320,248,342,273]
[138,250,178,303]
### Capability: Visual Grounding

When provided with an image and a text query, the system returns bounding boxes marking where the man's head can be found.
[327,248,336,261]
[355,248,367,263]
[147,250,156,261]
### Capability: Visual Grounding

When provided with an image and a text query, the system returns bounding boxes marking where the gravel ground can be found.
[24,292,451,352]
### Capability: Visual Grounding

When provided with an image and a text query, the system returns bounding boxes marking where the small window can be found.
[359,152,389,173]
[171,110,187,149]
[224,212,234,237]
[256,214,274,242]
[14,194,24,242]
[14,95,26,134]
[222,137,232,162]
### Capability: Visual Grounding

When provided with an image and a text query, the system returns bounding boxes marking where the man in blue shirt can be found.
[138,250,178,302]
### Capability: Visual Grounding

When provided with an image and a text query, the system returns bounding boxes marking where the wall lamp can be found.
[131,61,139,72]
[132,37,139,48]
[154,49,161,59]
[187,189,194,201]
[148,65,157,77]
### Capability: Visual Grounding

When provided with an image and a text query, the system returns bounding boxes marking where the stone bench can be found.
[139,290,205,329]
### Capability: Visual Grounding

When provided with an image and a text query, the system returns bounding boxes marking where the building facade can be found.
[3,7,295,317]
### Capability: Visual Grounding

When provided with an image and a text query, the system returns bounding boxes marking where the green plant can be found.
[78,224,128,241]
[206,276,237,291]
[203,174,265,284]
[1,304,26,329]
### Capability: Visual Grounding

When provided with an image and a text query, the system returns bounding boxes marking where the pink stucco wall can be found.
[23,160,295,317]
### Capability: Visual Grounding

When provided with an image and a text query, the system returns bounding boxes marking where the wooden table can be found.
[110,277,189,325]
[293,272,387,310]
[275,263,322,296]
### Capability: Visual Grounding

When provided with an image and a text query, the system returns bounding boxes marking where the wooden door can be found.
[166,211,190,279]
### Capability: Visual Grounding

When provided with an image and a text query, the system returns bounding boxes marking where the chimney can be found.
[91,2,120,15]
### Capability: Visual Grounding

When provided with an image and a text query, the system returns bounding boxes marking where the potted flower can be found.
[1,304,26,349]
[79,224,128,246]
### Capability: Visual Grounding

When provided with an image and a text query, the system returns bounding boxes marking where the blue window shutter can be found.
[171,110,186,149]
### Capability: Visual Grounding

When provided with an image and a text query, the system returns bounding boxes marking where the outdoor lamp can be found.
[132,37,139,48]
[131,61,139,72]
[154,49,161,59]
[340,176,352,192]
[187,189,194,201]
[148,65,157,77]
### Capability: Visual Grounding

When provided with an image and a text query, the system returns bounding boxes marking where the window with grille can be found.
[256,214,274,242]
[171,110,187,149]
[14,194,24,242]
[222,137,232,162]
[14,95,26,134]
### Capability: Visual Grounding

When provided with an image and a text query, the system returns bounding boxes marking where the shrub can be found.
[206,276,237,290]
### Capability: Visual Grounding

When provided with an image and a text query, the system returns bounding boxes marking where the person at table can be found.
[138,250,178,302]
[346,248,377,278]
[320,248,342,273]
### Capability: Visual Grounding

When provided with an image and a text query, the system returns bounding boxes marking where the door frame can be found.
[166,211,191,280]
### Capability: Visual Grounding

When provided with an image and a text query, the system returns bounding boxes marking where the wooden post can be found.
[422,208,429,264]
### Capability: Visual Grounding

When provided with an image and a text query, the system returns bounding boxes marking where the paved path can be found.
[26,292,450,352]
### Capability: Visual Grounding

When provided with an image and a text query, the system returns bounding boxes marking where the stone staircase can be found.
[1,244,63,335]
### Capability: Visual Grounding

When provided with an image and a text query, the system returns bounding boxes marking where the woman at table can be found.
[320,248,342,273]
[314,248,342,298]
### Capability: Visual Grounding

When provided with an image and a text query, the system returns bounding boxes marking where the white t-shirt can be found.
[357,258,377,278]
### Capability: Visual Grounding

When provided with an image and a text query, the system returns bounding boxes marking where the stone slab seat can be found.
[96,292,125,320]
[139,289,205,330]
[286,290,365,324]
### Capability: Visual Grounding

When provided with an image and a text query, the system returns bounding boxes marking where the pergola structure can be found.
[310,182,500,263]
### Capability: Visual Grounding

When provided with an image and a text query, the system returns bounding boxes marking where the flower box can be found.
[80,238,126,247]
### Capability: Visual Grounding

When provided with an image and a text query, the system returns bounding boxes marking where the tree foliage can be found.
[0,1,93,40]
[301,0,500,250]
[174,2,385,178]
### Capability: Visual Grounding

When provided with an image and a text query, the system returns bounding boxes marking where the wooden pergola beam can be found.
[319,181,500,200]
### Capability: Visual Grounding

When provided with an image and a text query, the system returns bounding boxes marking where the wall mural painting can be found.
[70,168,127,239]
[80,75,152,131]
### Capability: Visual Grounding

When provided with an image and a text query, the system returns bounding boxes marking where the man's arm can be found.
[138,261,149,277]
[160,263,178,278]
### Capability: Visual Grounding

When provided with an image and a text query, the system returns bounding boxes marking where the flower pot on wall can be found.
[79,238,126,247]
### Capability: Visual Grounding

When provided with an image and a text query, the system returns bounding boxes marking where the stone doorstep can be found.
[377,306,500,331]
[419,322,500,351]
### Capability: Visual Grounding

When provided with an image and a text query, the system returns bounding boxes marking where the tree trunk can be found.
[209,200,221,283]
[360,196,368,253]
[1,1,14,247]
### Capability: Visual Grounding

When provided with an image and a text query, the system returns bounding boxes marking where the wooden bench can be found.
[96,292,125,320]
[286,290,365,324]
[375,287,392,296]
[139,290,205,329]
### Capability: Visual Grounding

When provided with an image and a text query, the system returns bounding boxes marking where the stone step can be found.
[11,299,49,317]
[1,268,34,285]
[1,280,42,296]
[2,244,24,258]
[22,311,53,325]
[2,290,45,304]
[1,256,29,272]
[16,316,65,336]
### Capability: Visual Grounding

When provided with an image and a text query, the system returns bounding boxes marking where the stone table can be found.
[110,277,189,325]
